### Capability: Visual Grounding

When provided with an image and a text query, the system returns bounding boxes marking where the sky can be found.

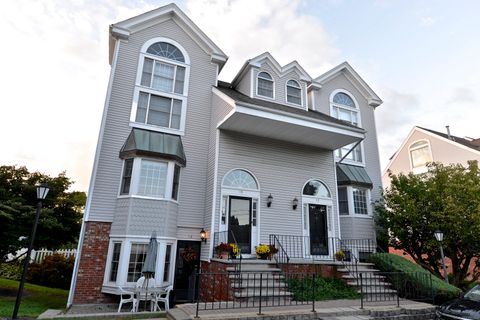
[1,0,479,192]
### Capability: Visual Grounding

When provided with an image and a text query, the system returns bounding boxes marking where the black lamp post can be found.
[434,230,449,284]
[12,183,49,319]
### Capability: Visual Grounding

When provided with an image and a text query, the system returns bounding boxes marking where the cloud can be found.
[184,0,340,80]
[419,16,435,27]
[447,87,476,104]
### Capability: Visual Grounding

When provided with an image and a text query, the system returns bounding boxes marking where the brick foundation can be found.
[73,221,116,304]
[281,263,341,279]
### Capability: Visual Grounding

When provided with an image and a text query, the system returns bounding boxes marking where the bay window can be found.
[127,243,148,282]
[337,186,371,216]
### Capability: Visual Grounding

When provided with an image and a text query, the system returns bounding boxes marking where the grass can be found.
[287,276,360,301]
[0,277,68,319]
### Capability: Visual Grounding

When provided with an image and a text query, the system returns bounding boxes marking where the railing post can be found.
[258,273,263,315]
[396,273,400,307]
[360,273,364,309]
[195,270,200,318]
[311,273,316,312]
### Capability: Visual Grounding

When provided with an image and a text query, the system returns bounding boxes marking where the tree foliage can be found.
[377,161,480,287]
[0,165,86,261]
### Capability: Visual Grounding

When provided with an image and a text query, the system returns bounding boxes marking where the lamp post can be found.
[12,183,49,319]
[434,230,449,284]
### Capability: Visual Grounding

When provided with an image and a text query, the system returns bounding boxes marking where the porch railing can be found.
[269,235,290,268]
[268,234,340,261]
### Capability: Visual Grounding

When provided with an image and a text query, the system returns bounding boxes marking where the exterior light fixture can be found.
[267,194,273,207]
[200,228,207,243]
[13,183,49,319]
[292,197,299,210]
[434,230,448,284]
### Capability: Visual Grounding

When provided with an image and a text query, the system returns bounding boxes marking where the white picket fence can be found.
[31,248,77,263]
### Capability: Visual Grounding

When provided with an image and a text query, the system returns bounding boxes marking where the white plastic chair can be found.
[117,287,136,312]
[152,285,173,311]
[133,276,157,312]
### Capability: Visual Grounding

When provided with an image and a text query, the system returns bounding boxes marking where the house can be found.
[67,3,384,307]
[382,126,480,188]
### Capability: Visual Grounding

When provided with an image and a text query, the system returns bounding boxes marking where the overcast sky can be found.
[1,0,479,192]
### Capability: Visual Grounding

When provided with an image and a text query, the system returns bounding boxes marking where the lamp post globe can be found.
[434,230,444,242]
[434,230,449,284]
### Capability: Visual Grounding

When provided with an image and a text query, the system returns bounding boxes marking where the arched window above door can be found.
[303,180,331,198]
[222,169,258,190]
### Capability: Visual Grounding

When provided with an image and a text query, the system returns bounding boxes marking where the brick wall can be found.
[282,263,341,279]
[73,221,116,304]
[199,260,232,301]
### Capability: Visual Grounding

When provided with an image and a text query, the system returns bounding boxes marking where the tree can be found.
[377,161,480,287]
[0,165,86,262]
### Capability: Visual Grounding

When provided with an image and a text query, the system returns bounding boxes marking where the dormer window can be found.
[257,72,274,98]
[330,90,363,163]
[286,80,301,105]
[131,38,189,134]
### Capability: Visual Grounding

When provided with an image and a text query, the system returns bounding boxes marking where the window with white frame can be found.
[109,242,122,282]
[132,40,188,132]
[409,140,432,169]
[331,92,363,163]
[352,187,368,215]
[127,243,147,282]
[337,187,349,215]
[257,72,274,98]
[163,244,172,282]
[338,186,371,216]
[120,158,181,200]
[286,80,301,105]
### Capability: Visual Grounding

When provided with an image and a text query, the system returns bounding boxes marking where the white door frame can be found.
[302,196,335,259]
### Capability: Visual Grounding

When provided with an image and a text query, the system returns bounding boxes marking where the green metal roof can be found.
[336,163,372,188]
[119,128,186,166]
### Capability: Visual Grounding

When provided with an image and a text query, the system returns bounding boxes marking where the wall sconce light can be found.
[267,194,273,207]
[292,197,299,210]
[200,228,207,243]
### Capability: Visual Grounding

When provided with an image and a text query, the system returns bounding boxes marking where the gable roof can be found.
[417,126,480,152]
[314,62,382,108]
[231,52,313,88]
[109,3,228,69]
[216,81,363,131]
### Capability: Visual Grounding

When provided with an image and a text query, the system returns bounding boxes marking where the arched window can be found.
[330,90,362,162]
[132,38,189,133]
[286,80,301,105]
[222,169,258,190]
[303,180,331,198]
[409,140,432,169]
[257,72,274,98]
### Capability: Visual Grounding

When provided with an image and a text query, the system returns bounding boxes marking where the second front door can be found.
[228,196,252,254]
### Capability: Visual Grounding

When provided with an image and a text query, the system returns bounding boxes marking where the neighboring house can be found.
[382,126,480,188]
[68,3,384,307]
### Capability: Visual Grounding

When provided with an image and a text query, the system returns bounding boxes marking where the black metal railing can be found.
[195,271,318,317]
[212,230,242,274]
[269,234,290,268]
[268,234,341,261]
[359,271,434,308]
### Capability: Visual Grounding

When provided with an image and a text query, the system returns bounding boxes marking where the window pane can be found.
[411,146,432,168]
[163,244,172,282]
[135,92,149,123]
[174,66,185,94]
[141,58,153,86]
[258,78,273,98]
[287,85,301,105]
[171,165,180,200]
[222,169,258,189]
[109,242,122,282]
[121,159,134,195]
[333,92,355,107]
[353,188,368,214]
[147,95,171,127]
[303,180,330,197]
[138,160,168,197]
[152,62,174,92]
[338,109,352,122]
[127,243,147,282]
[147,42,185,62]
[170,100,182,129]
[338,188,349,215]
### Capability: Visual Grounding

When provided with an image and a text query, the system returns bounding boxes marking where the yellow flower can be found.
[255,244,270,255]
[230,243,240,257]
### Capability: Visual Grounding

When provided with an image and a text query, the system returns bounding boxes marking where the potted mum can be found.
[335,250,346,261]
[255,244,271,260]
[214,242,231,259]
[229,243,240,259]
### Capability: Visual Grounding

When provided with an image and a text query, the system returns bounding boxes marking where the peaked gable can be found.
[315,62,382,108]
[109,3,228,69]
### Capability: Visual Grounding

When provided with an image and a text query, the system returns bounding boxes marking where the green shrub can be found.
[26,254,74,290]
[287,276,360,301]
[368,253,461,304]
[0,260,23,280]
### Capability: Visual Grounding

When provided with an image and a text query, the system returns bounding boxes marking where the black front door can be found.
[173,241,200,303]
[228,196,252,254]
[309,204,328,255]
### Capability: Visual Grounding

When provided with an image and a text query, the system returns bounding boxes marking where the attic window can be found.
[286,80,301,105]
[409,140,432,170]
[147,42,185,62]
[257,72,274,98]
[333,92,355,108]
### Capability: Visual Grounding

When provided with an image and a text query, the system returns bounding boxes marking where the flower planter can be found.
[217,252,229,259]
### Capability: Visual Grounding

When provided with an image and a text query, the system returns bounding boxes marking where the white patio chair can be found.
[133,276,157,312]
[117,287,136,312]
[152,285,173,311]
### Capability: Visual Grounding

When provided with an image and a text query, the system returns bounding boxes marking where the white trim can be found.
[67,38,121,307]
[140,37,191,65]
[212,87,236,106]
[221,168,260,190]
[285,79,303,107]
[255,71,275,100]
[129,121,186,136]
[208,130,220,260]
[333,157,341,240]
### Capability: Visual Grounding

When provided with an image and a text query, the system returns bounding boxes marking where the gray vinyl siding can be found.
[87,18,218,234]
[215,131,339,245]
[253,61,308,109]
[201,92,235,259]
[312,73,383,239]
[236,68,252,97]
[383,129,480,188]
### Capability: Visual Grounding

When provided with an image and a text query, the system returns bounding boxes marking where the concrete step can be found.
[234,289,292,298]
[226,266,281,272]
[347,280,391,287]
[231,280,288,288]
[228,273,285,281]
[337,267,381,273]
